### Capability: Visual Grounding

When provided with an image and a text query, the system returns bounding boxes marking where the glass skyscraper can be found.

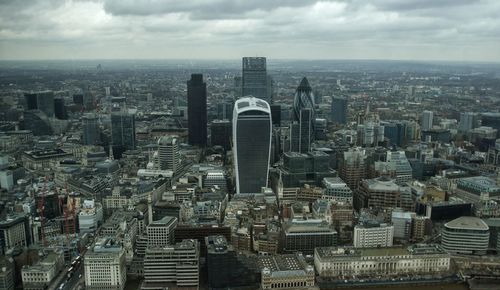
[111,111,136,157]
[292,77,315,153]
[233,97,272,194]
[242,57,269,103]
[331,96,348,124]
[187,74,207,147]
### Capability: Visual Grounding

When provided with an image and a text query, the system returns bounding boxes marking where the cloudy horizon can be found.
[1,0,500,62]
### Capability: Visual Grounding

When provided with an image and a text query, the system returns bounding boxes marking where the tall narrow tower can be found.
[187,74,207,147]
[233,97,272,195]
[242,57,269,102]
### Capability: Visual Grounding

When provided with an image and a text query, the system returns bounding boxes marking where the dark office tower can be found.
[54,98,67,120]
[187,74,207,147]
[289,122,300,152]
[331,96,348,124]
[82,113,101,145]
[217,101,234,120]
[24,91,55,118]
[111,111,136,158]
[299,108,313,153]
[233,97,272,195]
[73,93,84,105]
[481,113,500,138]
[211,120,232,150]
[270,104,281,126]
[22,110,53,136]
[242,57,269,102]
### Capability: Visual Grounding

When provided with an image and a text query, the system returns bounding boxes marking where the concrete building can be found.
[282,219,337,254]
[421,110,433,131]
[157,135,179,172]
[259,253,315,289]
[355,176,413,211]
[0,215,29,255]
[84,238,127,290]
[391,211,416,240]
[331,96,348,125]
[78,199,103,234]
[339,148,366,191]
[459,112,480,133]
[0,257,15,290]
[353,222,394,248]
[141,239,199,289]
[442,216,489,255]
[242,57,269,102]
[315,244,450,278]
[146,216,177,247]
[21,251,64,289]
[454,176,500,218]
[322,177,353,204]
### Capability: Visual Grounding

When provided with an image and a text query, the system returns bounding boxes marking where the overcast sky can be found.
[1,0,499,61]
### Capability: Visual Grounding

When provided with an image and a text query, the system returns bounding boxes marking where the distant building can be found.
[315,244,450,278]
[481,112,500,138]
[421,110,433,131]
[82,113,101,145]
[0,214,30,255]
[242,57,269,102]
[353,222,394,248]
[84,238,127,290]
[187,74,207,147]
[157,135,178,172]
[210,119,232,150]
[292,77,315,153]
[233,97,272,195]
[111,111,136,157]
[331,96,348,124]
[24,91,55,118]
[442,216,489,255]
[459,112,480,132]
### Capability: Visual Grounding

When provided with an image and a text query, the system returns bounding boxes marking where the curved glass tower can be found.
[292,77,315,153]
[233,97,272,195]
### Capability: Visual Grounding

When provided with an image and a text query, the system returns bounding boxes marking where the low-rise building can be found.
[315,244,450,278]
[21,250,64,289]
[353,222,393,248]
[260,253,315,289]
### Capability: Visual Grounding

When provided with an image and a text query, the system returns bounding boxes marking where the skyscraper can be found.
[233,97,272,194]
[292,77,315,153]
[331,96,348,124]
[111,111,136,157]
[421,110,434,131]
[187,74,207,147]
[459,112,479,132]
[82,113,101,145]
[158,135,178,172]
[242,57,269,102]
[24,91,55,118]
[299,108,313,153]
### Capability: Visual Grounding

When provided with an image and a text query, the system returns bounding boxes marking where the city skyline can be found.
[1,1,500,62]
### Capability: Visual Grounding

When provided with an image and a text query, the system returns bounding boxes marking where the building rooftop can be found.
[316,244,447,260]
[445,216,489,231]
